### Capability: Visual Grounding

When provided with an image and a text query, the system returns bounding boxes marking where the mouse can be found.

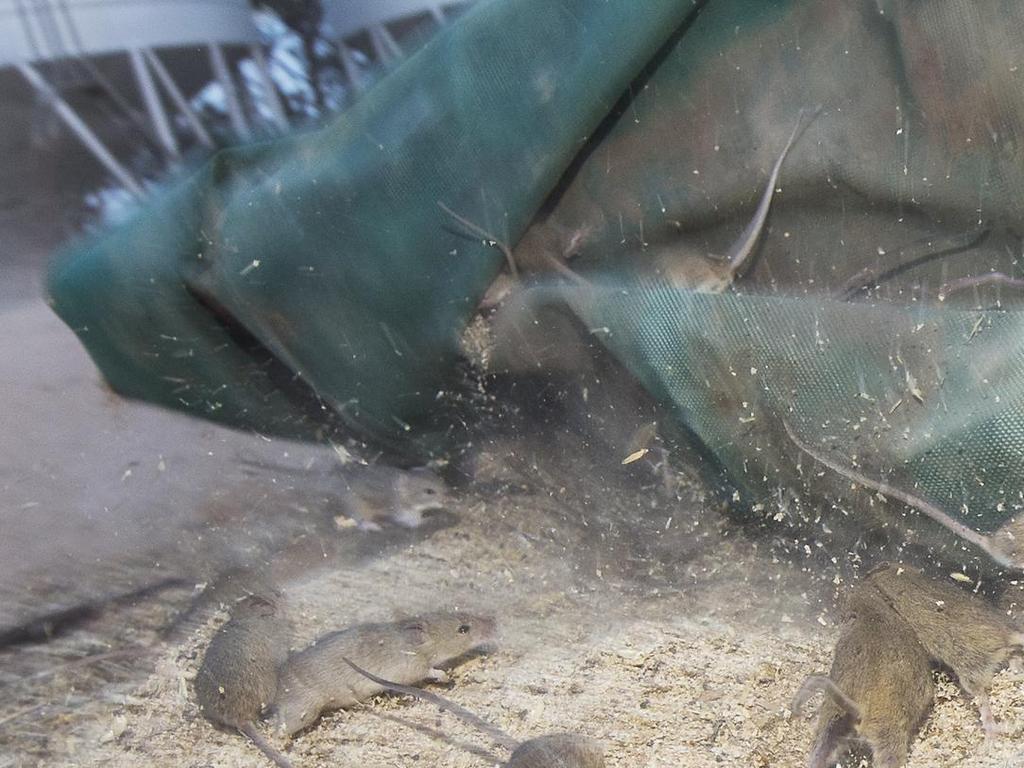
[193,591,294,768]
[237,458,450,531]
[650,105,821,293]
[437,202,592,294]
[163,566,281,642]
[866,563,1024,737]
[782,419,1024,569]
[271,611,496,738]
[792,582,935,768]
[446,107,819,301]
[339,656,605,767]
[990,512,1024,570]
[338,464,450,530]
[506,734,606,768]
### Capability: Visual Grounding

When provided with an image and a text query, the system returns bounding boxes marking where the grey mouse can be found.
[271,611,496,737]
[792,582,934,768]
[339,464,449,530]
[866,563,1024,736]
[193,592,294,768]
[340,656,605,768]
[237,457,449,531]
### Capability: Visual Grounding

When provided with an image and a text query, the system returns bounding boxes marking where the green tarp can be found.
[48,0,1024,555]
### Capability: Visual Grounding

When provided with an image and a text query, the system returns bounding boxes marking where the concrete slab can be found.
[0,295,337,636]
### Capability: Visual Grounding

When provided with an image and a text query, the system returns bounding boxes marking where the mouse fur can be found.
[793,582,934,768]
[271,611,495,737]
[193,591,294,768]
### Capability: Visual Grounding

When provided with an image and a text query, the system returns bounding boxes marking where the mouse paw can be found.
[980,701,1009,741]
[392,510,425,528]
[983,719,1011,741]
[426,668,450,683]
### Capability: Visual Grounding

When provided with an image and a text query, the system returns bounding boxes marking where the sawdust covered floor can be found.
[3,467,1024,768]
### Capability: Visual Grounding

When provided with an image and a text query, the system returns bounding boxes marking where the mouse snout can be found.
[441,612,498,650]
[424,480,451,506]
[400,469,450,512]
[466,614,498,647]
[416,489,449,512]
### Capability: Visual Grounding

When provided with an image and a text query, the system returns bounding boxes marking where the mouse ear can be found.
[398,619,430,646]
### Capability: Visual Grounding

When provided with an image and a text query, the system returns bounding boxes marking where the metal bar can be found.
[56,0,160,138]
[368,25,395,65]
[208,42,250,140]
[128,47,179,160]
[338,42,366,92]
[376,24,405,61]
[249,44,289,132]
[75,53,156,138]
[16,62,144,197]
[143,48,214,149]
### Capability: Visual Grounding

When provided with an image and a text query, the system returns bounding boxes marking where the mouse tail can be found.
[339,655,519,751]
[781,419,1005,564]
[724,104,822,277]
[239,722,294,768]
[794,676,859,768]
[792,675,862,721]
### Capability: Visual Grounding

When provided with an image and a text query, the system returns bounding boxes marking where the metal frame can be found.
[142,47,214,149]
[338,41,366,93]
[368,23,403,65]
[6,1,482,190]
[208,40,250,140]
[16,60,145,196]
[128,46,179,160]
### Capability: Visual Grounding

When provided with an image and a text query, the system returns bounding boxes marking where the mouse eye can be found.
[457,623,471,634]
[424,488,437,495]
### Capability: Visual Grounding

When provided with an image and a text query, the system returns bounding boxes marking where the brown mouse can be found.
[271,611,496,737]
[339,464,450,530]
[447,107,819,301]
[340,656,605,767]
[866,563,1024,736]
[792,583,934,768]
[193,592,294,768]
[506,734,606,768]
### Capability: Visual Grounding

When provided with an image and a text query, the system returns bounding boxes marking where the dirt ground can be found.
[4,460,1024,768]
[3,177,1023,768]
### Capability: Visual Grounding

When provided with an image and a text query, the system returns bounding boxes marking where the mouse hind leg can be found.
[861,725,910,768]
[958,673,1006,739]
[871,750,908,768]
[975,689,1008,740]
[806,714,855,768]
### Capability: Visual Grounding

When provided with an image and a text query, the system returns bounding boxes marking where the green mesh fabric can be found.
[46,0,1024,540]
[47,0,697,451]
[553,282,1024,534]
